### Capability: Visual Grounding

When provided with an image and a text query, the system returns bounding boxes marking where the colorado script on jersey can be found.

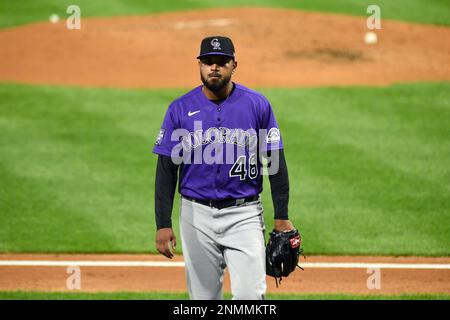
[153,83,282,161]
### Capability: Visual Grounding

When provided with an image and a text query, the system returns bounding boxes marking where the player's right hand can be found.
[156,228,177,259]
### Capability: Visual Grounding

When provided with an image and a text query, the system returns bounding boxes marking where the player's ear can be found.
[232,60,237,73]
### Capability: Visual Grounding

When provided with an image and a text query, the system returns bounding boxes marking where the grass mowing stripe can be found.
[0,0,449,29]
[0,291,448,300]
[0,82,449,255]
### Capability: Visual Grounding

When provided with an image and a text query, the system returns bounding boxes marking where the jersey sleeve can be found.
[260,98,284,152]
[153,102,181,157]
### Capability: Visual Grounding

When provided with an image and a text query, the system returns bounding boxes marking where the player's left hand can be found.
[274,219,295,232]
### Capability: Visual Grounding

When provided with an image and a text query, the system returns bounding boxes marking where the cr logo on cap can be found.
[211,38,221,50]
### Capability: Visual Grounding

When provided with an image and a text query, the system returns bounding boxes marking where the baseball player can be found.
[153,36,294,300]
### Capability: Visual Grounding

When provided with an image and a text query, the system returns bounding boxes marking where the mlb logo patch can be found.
[155,129,165,145]
[290,235,301,248]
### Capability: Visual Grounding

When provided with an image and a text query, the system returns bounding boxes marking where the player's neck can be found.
[202,82,234,101]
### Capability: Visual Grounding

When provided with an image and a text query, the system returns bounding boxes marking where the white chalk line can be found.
[0,261,449,269]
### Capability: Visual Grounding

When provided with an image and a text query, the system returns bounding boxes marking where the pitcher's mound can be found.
[1,7,449,88]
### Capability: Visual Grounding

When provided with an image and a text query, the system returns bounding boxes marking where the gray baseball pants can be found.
[179,196,267,300]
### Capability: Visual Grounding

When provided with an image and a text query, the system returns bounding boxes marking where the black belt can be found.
[182,195,259,209]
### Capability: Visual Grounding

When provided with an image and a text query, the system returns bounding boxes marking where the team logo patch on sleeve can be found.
[155,129,165,145]
[266,127,281,144]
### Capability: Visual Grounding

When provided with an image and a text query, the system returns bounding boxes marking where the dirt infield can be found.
[1,254,449,295]
[1,7,450,88]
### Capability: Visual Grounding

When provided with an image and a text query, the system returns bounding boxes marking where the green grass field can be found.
[0,291,449,300]
[0,0,449,28]
[1,82,449,256]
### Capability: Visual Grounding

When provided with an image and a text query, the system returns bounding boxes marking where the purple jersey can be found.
[153,83,283,200]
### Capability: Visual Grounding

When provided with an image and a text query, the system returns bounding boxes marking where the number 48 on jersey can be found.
[229,154,258,180]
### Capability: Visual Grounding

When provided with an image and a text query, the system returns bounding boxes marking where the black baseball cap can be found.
[197,36,235,60]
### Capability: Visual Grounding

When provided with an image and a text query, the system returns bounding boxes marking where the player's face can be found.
[199,56,236,92]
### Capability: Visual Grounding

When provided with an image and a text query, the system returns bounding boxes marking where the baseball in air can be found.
[49,14,60,24]
[364,31,378,45]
